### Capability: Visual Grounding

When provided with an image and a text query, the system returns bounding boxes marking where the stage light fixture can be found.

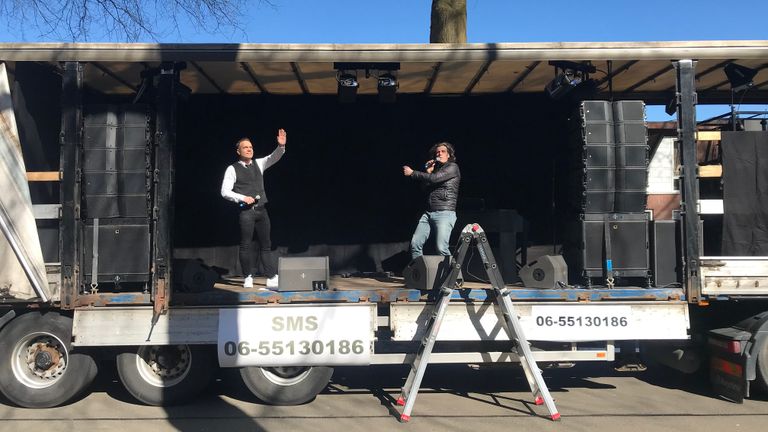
[337,71,359,103]
[377,73,398,103]
[724,63,758,93]
[544,61,596,100]
[545,69,584,100]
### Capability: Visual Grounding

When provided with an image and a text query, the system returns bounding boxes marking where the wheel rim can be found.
[11,332,68,389]
[135,345,192,388]
[260,366,311,386]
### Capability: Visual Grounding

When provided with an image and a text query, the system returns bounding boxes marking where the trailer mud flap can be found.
[710,356,748,403]
[708,328,752,403]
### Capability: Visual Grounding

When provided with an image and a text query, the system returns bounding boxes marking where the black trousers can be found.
[238,205,277,278]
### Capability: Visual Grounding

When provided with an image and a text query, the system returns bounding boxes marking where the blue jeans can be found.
[410,211,457,259]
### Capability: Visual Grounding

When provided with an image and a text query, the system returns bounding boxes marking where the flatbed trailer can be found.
[0,40,767,412]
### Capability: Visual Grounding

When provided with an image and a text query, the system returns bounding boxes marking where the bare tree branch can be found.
[0,0,272,42]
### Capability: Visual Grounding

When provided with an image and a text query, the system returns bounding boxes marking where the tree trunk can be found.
[430,0,467,43]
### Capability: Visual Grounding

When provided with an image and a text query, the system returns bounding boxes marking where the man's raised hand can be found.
[277,128,287,146]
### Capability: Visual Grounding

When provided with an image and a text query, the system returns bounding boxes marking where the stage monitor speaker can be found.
[519,255,568,289]
[403,255,453,290]
[278,257,330,292]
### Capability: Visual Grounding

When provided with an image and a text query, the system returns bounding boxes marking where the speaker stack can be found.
[567,100,615,213]
[82,104,154,286]
[613,101,649,213]
[563,101,650,287]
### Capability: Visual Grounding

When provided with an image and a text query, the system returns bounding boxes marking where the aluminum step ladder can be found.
[396,223,560,422]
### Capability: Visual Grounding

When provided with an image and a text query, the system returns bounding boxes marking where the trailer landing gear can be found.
[116,344,214,406]
[240,366,333,405]
[0,312,97,408]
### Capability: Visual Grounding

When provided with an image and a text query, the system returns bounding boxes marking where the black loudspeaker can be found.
[583,145,616,167]
[83,220,151,283]
[563,213,650,282]
[519,255,568,289]
[650,220,682,287]
[569,167,615,213]
[580,100,614,122]
[403,255,453,290]
[278,257,330,292]
[83,104,151,218]
[612,100,646,122]
[616,144,649,168]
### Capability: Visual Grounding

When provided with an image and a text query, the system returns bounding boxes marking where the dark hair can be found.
[430,141,456,162]
[235,137,251,149]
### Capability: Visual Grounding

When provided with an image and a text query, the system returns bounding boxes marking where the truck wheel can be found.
[116,345,213,406]
[0,312,97,408]
[240,366,333,405]
[756,341,768,394]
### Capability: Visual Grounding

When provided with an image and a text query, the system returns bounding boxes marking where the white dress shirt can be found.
[220,145,285,203]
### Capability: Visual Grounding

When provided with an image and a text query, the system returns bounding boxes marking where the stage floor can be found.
[215,274,493,292]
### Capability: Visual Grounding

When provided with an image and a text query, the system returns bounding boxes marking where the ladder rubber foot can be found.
[534,396,544,405]
[551,413,561,421]
[396,397,405,406]
[400,414,411,422]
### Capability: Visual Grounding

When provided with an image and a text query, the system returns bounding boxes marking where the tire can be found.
[240,366,333,405]
[756,341,768,394]
[0,311,98,408]
[116,344,214,406]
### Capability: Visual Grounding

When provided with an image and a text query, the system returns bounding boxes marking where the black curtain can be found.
[721,131,768,255]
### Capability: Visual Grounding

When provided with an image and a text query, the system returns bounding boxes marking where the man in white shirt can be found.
[221,129,286,289]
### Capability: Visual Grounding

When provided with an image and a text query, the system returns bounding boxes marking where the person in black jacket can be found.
[221,129,286,289]
[402,142,461,259]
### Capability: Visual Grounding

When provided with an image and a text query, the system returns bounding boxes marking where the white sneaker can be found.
[243,275,253,289]
[266,275,279,289]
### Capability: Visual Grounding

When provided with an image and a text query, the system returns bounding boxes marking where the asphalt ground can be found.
[1,361,767,431]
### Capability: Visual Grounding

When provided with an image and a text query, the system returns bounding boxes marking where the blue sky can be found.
[2,0,767,120]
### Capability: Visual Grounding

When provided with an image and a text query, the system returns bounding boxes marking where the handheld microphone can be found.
[424,159,436,169]
[240,194,261,208]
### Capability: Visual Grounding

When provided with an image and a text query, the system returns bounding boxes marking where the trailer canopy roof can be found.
[2,40,768,104]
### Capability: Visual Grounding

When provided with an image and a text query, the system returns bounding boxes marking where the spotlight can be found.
[337,72,359,103]
[377,73,398,103]
[544,61,596,101]
[724,63,758,93]
[545,69,584,100]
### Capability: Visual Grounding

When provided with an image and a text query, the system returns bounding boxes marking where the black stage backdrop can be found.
[173,93,573,274]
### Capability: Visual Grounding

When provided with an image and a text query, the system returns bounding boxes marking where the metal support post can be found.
[673,60,702,303]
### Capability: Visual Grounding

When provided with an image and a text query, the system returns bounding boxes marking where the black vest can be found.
[232,162,267,205]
